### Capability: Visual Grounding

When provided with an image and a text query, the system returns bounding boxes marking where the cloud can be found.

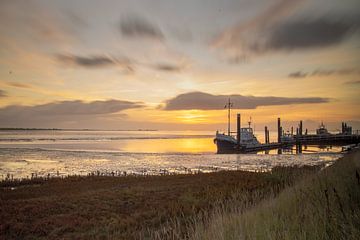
[162,92,329,110]
[56,54,134,72]
[0,89,7,98]
[1,99,143,115]
[344,80,360,85]
[311,68,360,76]
[153,63,183,72]
[213,0,360,60]
[120,16,163,39]
[57,54,116,67]
[6,82,32,88]
[266,19,358,51]
[0,1,77,47]
[288,71,307,78]
[0,99,144,127]
[56,54,185,74]
[212,0,305,57]
[289,68,360,78]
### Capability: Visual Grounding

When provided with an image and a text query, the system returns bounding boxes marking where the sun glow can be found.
[176,110,209,123]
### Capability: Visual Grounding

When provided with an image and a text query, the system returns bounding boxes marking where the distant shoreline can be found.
[0,128,158,131]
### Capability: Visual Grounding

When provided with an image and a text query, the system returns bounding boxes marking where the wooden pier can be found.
[237,117,360,153]
[293,134,360,145]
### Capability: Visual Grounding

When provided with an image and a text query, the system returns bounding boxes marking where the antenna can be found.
[224,98,233,136]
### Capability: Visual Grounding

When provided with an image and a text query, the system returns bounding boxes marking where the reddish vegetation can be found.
[0,166,319,239]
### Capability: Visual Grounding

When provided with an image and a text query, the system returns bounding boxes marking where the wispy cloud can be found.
[288,68,360,78]
[152,63,184,72]
[288,71,308,78]
[57,54,116,67]
[6,82,33,89]
[56,54,134,73]
[0,89,7,98]
[212,0,360,61]
[266,19,358,51]
[0,1,78,47]
[162,92,329,110]
[120,16,163,40]
[56,53,188,74]
[344,80,360,85]
[212,0,304,60]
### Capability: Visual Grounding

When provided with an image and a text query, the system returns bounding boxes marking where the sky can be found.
[0,0,359,131]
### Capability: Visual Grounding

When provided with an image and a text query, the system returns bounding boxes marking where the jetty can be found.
[214,109,360,154]
[277,118,360,146]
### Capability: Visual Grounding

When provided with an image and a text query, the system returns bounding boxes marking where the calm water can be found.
[0,130,343,179]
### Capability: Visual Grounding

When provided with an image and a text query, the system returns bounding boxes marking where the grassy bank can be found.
[189,150,360,240]
[0,164,320,239]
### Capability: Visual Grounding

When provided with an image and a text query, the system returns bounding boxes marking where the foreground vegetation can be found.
[0,163,320,239]
[188,150,360,240]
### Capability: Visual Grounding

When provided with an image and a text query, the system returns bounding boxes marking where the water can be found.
[0,130,343,179]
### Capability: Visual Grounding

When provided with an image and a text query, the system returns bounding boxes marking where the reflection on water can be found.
[0,148,342,179]
[0,130,344,179]
[116,138,217,153]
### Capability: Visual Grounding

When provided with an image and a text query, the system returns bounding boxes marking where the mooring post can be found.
[277,118,282,143]
[296,128,299,143]
[299,120,303,136]
[291,126,294,136]
[265,126,268,144]
[237,113,241,148]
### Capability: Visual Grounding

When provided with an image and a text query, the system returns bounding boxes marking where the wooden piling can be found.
[237,113,241,147]
[277,118,282,143]
[265,126,268,144]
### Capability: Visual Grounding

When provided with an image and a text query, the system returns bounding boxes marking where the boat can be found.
[316,122,330,135]
[214,99,261,153]
[214,127,261,153]
[281,131,295,144]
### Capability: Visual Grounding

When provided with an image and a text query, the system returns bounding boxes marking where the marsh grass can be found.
[0,164,319,239]
[186,150,360,240]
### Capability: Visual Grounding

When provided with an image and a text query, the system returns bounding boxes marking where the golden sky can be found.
[0,0,359,131]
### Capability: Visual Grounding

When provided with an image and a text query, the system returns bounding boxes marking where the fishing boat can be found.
[214,99,261,153]
[214,128,261,153]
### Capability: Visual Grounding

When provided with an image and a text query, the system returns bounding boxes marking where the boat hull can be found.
[215,138,237,154]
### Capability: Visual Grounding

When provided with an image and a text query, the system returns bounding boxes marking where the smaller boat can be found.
[316,122,330,135]
[281,131,295,144]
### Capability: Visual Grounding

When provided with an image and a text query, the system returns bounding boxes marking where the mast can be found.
[225,98,233,136]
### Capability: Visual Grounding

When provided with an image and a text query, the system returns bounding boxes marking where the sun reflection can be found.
[118,138,216,153]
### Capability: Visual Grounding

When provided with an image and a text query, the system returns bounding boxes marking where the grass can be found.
[188,149,360,240]
[0,163,320,239]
